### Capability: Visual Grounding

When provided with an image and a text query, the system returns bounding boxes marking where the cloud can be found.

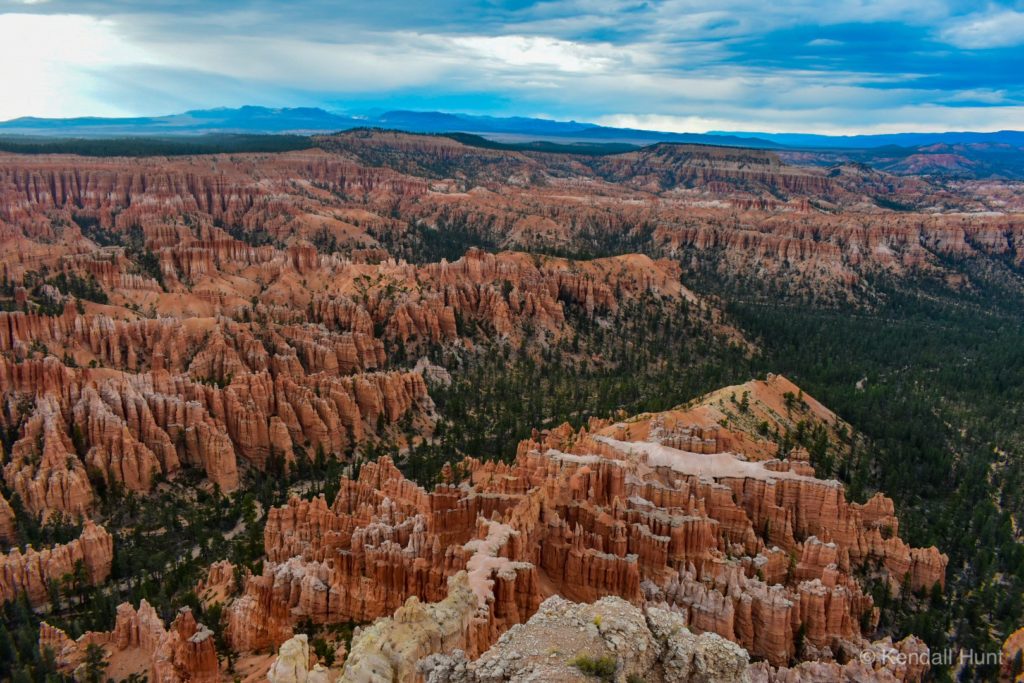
[0,13,153,119]
[597,104,1024,135]
[0,1,1022,133]
[447,35,635,74]
[943,88,1009,105]
[940,9,1024,49]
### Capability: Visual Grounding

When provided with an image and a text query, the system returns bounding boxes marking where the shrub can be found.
[570,654,617,681]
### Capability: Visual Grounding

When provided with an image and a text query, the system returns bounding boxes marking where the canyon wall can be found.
[0,521,112,606]
[1,131,996,682]
[209,376,945,680]
[40,599,219,683]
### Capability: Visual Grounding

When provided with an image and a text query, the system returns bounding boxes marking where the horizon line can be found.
[0,105,1022,139]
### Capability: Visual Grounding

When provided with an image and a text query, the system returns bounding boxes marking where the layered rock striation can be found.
[1,134,1021,308]
[213,378,943,679]
[40,599,219,683]
[1,215,688,519]
[0,520,113,606]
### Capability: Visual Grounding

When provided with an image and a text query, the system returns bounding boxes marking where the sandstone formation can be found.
[2,394,95,520]
[341,571,479,682]
[1,132,1019,522]
[39,599,219,683]
[267,634,333,683]
[1004,626,1024,682]
[204,377,944,681]
[2,130,985,683]
[0,306,437,506]
[416,591,750,683]
[0,520,112,606]
[0,492,16,544]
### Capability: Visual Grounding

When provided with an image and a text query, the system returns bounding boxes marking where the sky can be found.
[0,0,1023,134]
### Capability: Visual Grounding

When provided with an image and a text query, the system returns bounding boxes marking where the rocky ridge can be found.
[415,590,751,683]
[30,376,948,682]
[0,131,992,682]
[1,134,1021,306]
[1,238,691,521]
[193,376,946,681]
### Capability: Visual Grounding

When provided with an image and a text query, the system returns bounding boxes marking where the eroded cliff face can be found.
[1,520,112,606]
[3,133,983,682]
[416,589,751,683]
[1,133,1021,310]
[0,305,423,508]
[0,344,433,506]
[0,492,16,544]
[40,599,219,683]
[0,219,692,521]
[197,376,945,681]
[267,634,335,683]
[1004,627,1024,683]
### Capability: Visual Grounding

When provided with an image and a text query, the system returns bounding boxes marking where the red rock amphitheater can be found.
[32,377,947,682]
[1,131,1015,682]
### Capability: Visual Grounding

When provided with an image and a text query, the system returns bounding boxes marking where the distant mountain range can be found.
[714,129,1024,149]
[0,106,771,147]
[4,105,1022,151]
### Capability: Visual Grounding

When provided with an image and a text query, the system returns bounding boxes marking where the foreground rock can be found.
[208,376,944,680]
[268,634,333,683]
[416,592,749,683]
[342,572,479,682]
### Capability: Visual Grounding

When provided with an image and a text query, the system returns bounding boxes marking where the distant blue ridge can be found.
[1,106,1021,151]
